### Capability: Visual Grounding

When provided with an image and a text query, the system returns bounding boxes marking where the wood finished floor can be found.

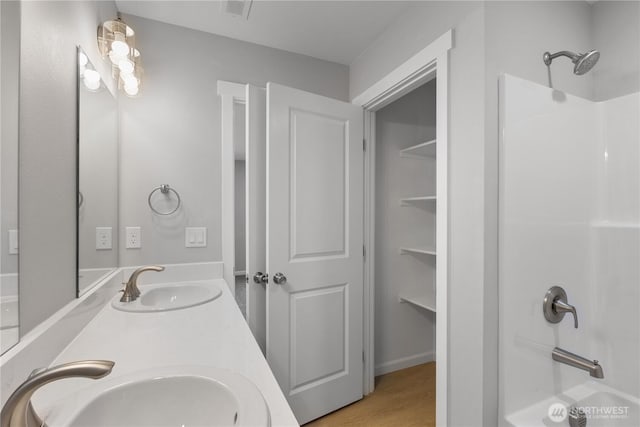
[304,362,436,427]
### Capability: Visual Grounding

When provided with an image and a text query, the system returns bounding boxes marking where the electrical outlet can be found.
[96,227,112,250]
[126,226,141,249]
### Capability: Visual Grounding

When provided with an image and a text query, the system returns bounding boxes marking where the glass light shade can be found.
[111,40,130,57]
[84,78,101,91]
[83,69,100,85]
[78,51,88,68]
[118,58,135,74]
[124,84,139,96]
[108,51,121,65]
[97,18,135,60]
[120,72,139,88]
[83,69,101,91]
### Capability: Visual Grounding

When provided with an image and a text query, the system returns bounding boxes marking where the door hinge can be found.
[362,351,365,363]
[363,138,366,151]
[363,245,366,261]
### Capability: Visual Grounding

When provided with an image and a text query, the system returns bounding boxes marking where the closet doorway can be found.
[355,30,450,427]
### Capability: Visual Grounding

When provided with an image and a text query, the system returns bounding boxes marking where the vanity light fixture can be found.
[97,15,143,97]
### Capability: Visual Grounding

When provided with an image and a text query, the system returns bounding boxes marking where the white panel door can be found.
[266,83,364,424]
[245,84,267,354]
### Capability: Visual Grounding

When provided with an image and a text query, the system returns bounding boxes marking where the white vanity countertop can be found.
[32,279,299,427]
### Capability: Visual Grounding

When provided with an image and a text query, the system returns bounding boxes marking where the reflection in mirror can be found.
[1,0,21,354]
[77,47,119,296]
[1,0,21,355]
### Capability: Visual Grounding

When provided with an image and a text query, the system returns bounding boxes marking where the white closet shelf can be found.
[399,247,437,256]
[399,139,436,158]
[400,196,436,205]
[399,291,436,313]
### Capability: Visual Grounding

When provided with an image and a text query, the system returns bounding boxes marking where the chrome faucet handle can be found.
[543,286,578,328]
[0,360,114,427]
[553,298,578,328]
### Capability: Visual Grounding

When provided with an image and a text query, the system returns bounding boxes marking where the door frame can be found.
[351,29,452,427]
[217,80,246,295]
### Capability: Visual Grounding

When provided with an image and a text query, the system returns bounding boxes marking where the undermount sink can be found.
[53,366,270,426]
[111,281,222,313]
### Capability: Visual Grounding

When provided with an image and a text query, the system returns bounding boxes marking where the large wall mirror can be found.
[77,47,119,296]
[1,0,21,354]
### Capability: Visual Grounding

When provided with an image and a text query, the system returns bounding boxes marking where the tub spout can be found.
[552,347,604,379]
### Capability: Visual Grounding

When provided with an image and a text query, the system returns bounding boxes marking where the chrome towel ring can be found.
[148,184,181,215]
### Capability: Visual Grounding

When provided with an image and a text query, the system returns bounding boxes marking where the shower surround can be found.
[498,74,639,426]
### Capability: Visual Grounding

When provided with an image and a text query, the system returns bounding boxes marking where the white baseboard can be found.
[374,351,435,376]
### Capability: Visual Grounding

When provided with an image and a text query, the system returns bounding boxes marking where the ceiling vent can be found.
[220,0,253,20]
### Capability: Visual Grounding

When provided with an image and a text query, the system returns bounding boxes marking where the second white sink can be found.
[112,281,222,313]
[50,366,271,427]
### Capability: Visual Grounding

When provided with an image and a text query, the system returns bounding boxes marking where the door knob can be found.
[273,272,287,285]
[253,272,268,284]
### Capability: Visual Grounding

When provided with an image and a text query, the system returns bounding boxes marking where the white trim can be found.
[362,110,376,395]
[217,80,246,99]
[217,80,247,296]
[356,29,452,427]
[374,351,435,377]
[351,30,452,109]
[435,52,449,427]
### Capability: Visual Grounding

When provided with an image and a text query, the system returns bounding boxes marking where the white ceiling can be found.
[115,1,413,65]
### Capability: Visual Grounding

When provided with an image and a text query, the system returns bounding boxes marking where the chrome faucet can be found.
[552,347,604,378]
[0,360,114,427]
[120,265,165,302]
[543,286,578,328]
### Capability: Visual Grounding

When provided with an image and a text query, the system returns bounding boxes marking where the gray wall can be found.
[485,1,594,100]
[19,0,118,334]
[118,14,349,267]
[349,1,482,101]
[374,80,436,372]
[593,0,640,101]
[1,1,20,277]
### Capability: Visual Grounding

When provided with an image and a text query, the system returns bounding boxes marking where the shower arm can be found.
[544,51,579,65]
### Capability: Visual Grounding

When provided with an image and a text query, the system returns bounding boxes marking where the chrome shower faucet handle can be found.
[543,286,578,328]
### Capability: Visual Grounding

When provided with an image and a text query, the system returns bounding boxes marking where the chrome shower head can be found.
[543,50,600,75]
[573,50,600,75]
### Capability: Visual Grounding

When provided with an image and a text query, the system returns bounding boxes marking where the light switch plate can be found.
[8,229,18,255]
[126,226,141,249]
[96,227,113,250]
[185,227,207,248]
